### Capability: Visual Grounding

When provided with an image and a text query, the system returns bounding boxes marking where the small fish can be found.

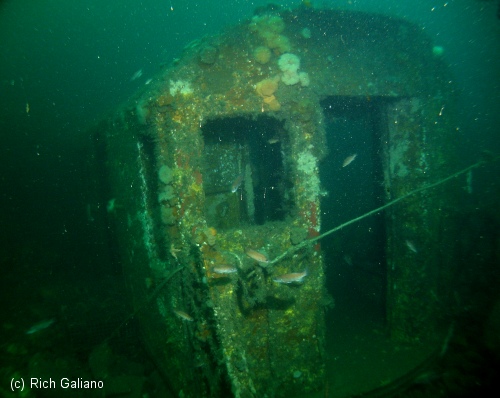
[25,102,30,114]
[342,154,357,167]
[273,269,308,284]
[173,309,194,321]
[406,240,418,253]
[106,198,116,213]
[26,319,55,335]
[245,248,269,264]
[212,265,238,274]
[231,173,244,193]
[130,69,143,81]
[343,254,353,266]
[86,204,95,222]
[267,137,280,144]
[145,78,152,85]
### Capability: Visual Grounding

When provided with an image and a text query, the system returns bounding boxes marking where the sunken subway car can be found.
[90,6,461,397]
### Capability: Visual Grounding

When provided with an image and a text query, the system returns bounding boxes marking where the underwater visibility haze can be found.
[1,1,499,397]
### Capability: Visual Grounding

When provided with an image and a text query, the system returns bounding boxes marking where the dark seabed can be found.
[1,1,499,397]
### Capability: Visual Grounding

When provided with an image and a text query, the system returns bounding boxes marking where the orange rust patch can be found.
[193,170,203,185]
[172,111,182,123]
[195,322,212,342]
[157,94,174,107]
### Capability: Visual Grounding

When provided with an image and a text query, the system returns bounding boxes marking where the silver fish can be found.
[342,154,357,167]
[273,270,308,284]
[245,248,269,264]
[212,265,238,274]
[343,254,353,266]
[130,69,143,81]
[406,240,418,253]
[26,318,55,335]
[231,173,244,193]
[173,309,194,321]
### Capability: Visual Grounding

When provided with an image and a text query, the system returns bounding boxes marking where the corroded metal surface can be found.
[91,6,458,397]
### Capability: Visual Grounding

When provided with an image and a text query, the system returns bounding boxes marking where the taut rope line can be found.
[270,157,496,265]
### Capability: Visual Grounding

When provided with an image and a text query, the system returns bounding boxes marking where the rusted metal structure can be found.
[90,6,459,397]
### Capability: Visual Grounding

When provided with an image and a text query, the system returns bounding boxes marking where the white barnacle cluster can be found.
[169,79,193,96]
[297,151,320,202]
[277,53,309,87]
[297,151,317,174]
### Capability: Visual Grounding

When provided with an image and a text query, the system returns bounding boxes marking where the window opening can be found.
[201,116,291,229]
